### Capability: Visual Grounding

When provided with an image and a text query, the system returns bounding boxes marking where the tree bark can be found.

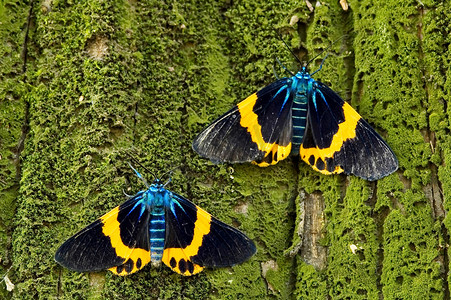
[1,0,449,299]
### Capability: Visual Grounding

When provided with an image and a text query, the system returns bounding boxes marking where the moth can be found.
[55,165,256,276]
[193,49,398,181]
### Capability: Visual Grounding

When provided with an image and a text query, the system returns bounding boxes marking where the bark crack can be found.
[16,0,34,167]
[6,0,35,289]
[21,1,34,74]
[442,223,450,300]
[369,181,388,300]
[287,163,301,298]
[417,3,449,299]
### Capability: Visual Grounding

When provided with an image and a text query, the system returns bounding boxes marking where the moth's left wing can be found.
[193,78,294,166]
[55,193,151,276]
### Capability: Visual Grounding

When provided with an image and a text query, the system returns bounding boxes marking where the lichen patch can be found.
[86,36,109,60]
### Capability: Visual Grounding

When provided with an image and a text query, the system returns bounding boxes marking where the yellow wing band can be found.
[162,206,212,275]
[100,207,151,276]
[300,101,360,174]
[238,93,291,166]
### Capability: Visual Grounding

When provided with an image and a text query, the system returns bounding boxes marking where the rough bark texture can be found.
[1,0,450,299]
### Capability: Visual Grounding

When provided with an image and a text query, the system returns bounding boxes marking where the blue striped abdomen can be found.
[149,213,165,262]
[291,93,308,154]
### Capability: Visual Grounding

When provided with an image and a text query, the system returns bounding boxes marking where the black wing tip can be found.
[54,255,81,272]
[350,161,399,181]
[190,222,258,268]
[369,151,399,181]
[219,234,257,267]
[204,243,257,268]
[54,252,111,273]
[192,137,201,152]
[54,243,69,266]
[54,249,83,272]
[54,241,124,273]
[245,240,258,261]
[236,238,257,264]
[192,140,222,164]
[192,145,256,165]
[54,252,63,265]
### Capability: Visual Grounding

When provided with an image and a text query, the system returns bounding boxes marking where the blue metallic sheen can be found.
[288,67,314,155]
[146,181,174,262]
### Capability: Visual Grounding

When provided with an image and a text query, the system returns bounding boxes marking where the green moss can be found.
[323,179,379,298]
[0,0,33,298]
[381,209,443,299]
[351,1,446,298]
[12,0,154,297]
[295,264,328,299]
[208,262,266,299]
[425,14,451,300]
[102,270,211,299]
[3,0,450,298]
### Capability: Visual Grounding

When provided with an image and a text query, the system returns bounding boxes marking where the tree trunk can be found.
[1,0,449,299]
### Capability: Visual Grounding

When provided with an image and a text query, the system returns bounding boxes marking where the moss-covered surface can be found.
[0,0,31,299]
[1,0,450,299]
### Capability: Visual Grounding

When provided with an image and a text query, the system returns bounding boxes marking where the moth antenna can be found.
[275,57,295,76]
[310,53,329,76]
[271,64,280,79]
[306,35,346,68]
[274,29,303,66]
[163,176,172,188]
[124,153,158,182]
[160,165,180,185]
[122,189,134,198]
[127,162,151,188]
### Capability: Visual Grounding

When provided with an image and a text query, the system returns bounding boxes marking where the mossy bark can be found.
[1,0,450,299]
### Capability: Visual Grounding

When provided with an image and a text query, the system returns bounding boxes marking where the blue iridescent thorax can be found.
[144,180,173,214]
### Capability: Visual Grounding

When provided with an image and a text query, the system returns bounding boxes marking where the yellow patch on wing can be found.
[100,206,151,276]
[238,93,291,166]
[300,101,360,175]
[162,207,212,276]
